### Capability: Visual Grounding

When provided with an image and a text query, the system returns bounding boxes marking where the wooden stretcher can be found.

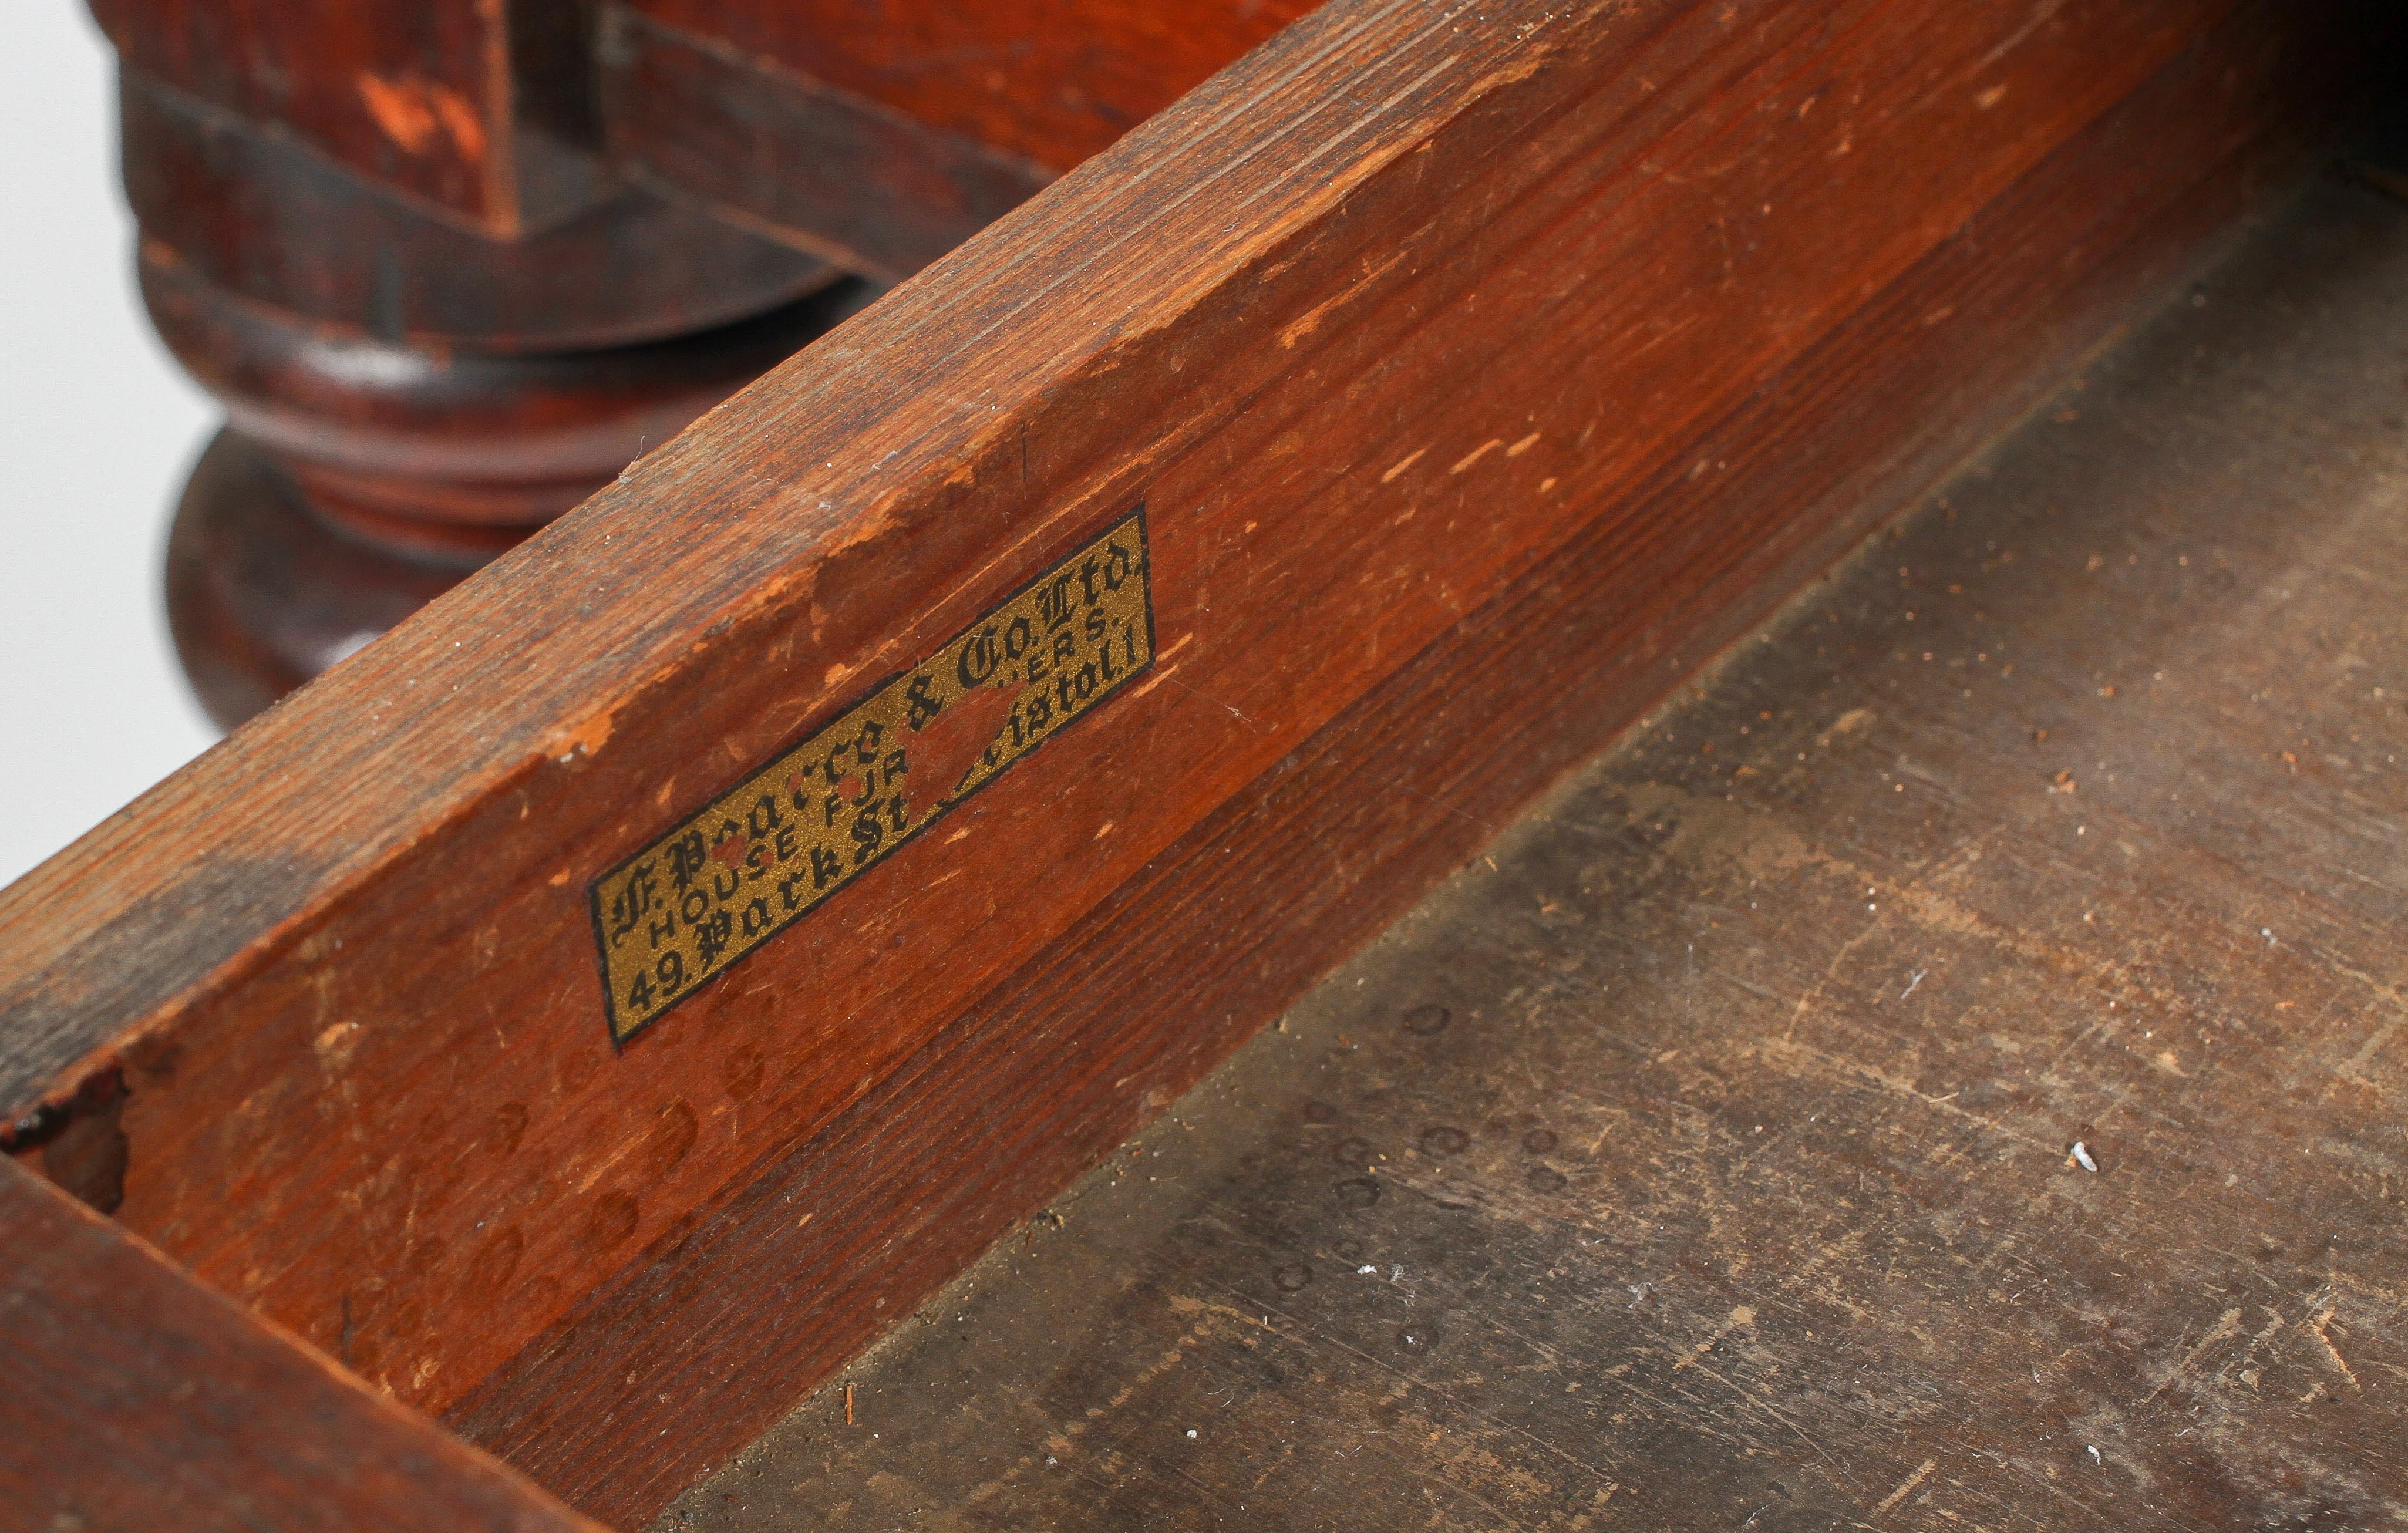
[4,0,2402,1526]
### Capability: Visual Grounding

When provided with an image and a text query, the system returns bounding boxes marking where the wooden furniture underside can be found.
[4,0,2402,1527]
[114,0,1310,726]
[662,176,2408,1528]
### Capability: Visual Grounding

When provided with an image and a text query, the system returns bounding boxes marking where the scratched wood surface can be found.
[0,1157,605,1533]
[456,12,2370,1515]
[658,178,2408,1531]
[596,0,1315,276]
[5,1,2383,1522]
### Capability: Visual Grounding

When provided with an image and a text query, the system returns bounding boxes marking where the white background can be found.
[1,5,218,887]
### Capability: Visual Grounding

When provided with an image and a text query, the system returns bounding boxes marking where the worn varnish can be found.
[89,0,605,234]
[658,178,2408,1531]
[594,0,1316,278]
[0,1157,604,1533]
[608,0,1317,177]
[0,0,2387,1524]
[595,9,1058,281]
[446,9,2366,1518]
[97,1,844,717]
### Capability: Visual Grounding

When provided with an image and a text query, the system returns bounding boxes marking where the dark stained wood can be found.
[93,13,846,717]
[142,254,870,548]
[137,254,871,724]
[107,54,864,719]
[597,10,1058,281]
[163,432,497,731]
[92,0,608,235]
[120,72,836,352]
[0,1155,605,1533]
[609,0,1317,184]
[657,173,2408,1532]
[0,0,2386,1523]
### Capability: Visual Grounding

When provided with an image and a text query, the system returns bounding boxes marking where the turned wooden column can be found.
[95,0,1332,726]
[97,5,868,727]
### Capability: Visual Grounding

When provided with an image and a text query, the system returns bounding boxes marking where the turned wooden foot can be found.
[151,279,870,727]
[164,430,479,730]
[118,68,872,725]
[149,267,871,728]
[102,0,1301,727]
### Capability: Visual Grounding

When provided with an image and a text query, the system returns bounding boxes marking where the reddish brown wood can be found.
[120,73,836,351]
[141,254,869,724]
[92,0,607,235]
[609,0,1318,183]
[597,11,1058,280]
[143,252,867,549]
[659,174,2408,1528]
[448,11,2359,1519]
[0,1155,604,1533]
[0,0,2383,1522]
[106,53,863,721]
[163,432,494,731]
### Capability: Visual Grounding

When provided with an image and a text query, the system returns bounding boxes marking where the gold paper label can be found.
[591,508,1154,1042]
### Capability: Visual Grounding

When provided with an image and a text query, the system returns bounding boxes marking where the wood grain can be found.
[119,70,834,351]
[139,247,865,544]
[657,172,2408,1531]
[92,0,607,235]
[163,431,491,730]
[0,1155,604,1533]
[0,0,2381,1521]
[456,8,2360,1518]
[105,53,853,719]
[597,9,1058,280]
[608,0,1316,180]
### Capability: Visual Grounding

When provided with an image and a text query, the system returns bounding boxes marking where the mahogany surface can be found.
[0,1156,603,1533]
[163,430,488,731]
[615,0,1317,176]
[90,0,607,236]
[595,0,1316,277]
[2,0,2390,1525]
[664,175,2408,1531]
[594,11,1058,281]
[96,5,846,718]
[144,260,871,547]
[119,75,837,351]
[146,264,871,724]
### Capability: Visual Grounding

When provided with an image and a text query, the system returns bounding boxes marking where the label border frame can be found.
[587,502,1157,1047]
